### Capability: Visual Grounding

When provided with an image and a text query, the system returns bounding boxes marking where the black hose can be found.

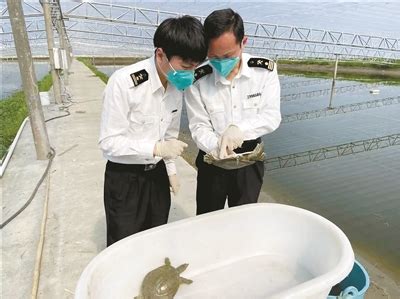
[0,147,55,229]
[1,107,71,229]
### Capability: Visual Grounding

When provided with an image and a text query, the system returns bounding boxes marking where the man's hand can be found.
[219,125,244,159]
[154,139,188,159]
[169,174,180,195]
[209,148,221,160]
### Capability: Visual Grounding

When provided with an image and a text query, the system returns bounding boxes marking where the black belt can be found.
[106,160,161,172]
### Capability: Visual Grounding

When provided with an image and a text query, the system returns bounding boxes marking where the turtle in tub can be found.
[135,257,193,299]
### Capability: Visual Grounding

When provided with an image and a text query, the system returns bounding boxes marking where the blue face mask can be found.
[210,57,240,78]
[166,62,195,91]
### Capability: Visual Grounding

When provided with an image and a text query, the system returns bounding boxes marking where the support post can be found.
[41,0,63,104]
[328,54,339,109]
[6,0,51,160]
[57,16,68,85]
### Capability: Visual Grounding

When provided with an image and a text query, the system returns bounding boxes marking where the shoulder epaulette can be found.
[130,69,148,86]
[248,58,274,71]
[194,65,213,82]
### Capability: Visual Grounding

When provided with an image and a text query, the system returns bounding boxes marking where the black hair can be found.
[153,15,207,63]
[204,8,244,44]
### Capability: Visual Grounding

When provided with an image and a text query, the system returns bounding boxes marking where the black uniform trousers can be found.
[195,138,264,215]
[104,160,171,246]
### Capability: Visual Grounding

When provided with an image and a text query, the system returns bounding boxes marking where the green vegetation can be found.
[278,58,400,69]
[0,73,53,159]
[279,69,400,85]
[38,73,53,92]
[76,56,146,66]
[77,57,109,83]
[278,58,400,85]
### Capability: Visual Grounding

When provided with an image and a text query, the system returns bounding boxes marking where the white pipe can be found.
[0,117,29,177]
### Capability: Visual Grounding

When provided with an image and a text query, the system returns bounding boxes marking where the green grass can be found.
[0,73,53,159]
[279,69,400,85]
[278,58,400,69]
[38,73,53,91]
[278,58,400,85]
[77,57,109,83]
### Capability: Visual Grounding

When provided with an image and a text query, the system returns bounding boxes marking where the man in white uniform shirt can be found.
[185,9,281,215]
[99,16,207,246]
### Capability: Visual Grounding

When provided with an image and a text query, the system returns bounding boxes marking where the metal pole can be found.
[67,44,73,67]
[328,54,339,109]
[6,0,51,160]
[57,16,68,85]
[56,0,72,71]
[41,0,62,104]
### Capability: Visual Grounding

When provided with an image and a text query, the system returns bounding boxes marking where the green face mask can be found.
[209,57,240,78]
[166,62,195,91]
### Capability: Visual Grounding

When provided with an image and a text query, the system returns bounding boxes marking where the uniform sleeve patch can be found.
[130,69,149,86]
[194,65,213,82]
[248,58,274,71]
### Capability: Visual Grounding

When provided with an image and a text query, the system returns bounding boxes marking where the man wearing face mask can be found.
[185,8,281,215]
[99,16,207,246]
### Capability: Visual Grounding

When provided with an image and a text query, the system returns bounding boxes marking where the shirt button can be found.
[232,85,236,89]
[233,105,237,109]
[161,118,163,122]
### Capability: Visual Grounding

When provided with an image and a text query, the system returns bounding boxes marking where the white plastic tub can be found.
[75,203,354,299]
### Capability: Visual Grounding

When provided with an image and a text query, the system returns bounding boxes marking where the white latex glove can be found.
[209,148,220,160]
[154,139,188,159]
[219,125,244,159]
[168,174,180,195]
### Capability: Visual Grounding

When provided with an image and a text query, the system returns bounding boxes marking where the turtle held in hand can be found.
[204,142,266,170]
[135,257,193,299]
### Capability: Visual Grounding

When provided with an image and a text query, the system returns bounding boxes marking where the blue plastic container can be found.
[327,260,370,299]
